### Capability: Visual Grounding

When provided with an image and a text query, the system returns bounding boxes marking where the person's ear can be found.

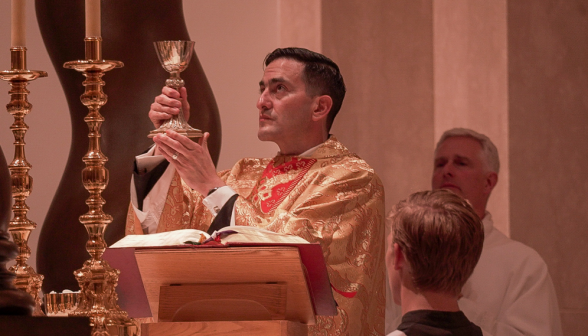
[311,95,332,122]
[484,172,498,194]
[393,243,405,271]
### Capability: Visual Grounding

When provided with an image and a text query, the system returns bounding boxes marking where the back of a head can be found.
[388,189,484,296]
[264,47,346,131]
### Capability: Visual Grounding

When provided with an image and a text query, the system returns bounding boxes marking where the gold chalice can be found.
[149,40,202,138]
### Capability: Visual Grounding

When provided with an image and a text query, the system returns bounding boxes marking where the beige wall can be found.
[279,0,322,52]
[322,1,435,212]
[433,0,510,235]
[508,1,588,334]
[0,0,586,334]
[183,0,279,171]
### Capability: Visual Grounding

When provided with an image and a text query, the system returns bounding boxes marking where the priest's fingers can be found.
[149,88,180,128]
[154,132,187,154]
[149,102,175,128]
[164,129,199,151]
[159,87,190,121]
[161,86,181,98]
[153,94,182,115]
[178,87,191,121]
[152,135,177,160]
[149,87,191,129]
[156,131,210,168]
[154,138,193,170]
[159,131,221,195]
[198,132,211,155]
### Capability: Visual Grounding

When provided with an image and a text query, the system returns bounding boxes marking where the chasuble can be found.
[126,136,386,335]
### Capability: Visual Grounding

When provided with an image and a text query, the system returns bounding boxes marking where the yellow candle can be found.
[85,0,101,37]
[11,0,26,47]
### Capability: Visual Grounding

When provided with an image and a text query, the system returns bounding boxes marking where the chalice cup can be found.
[149,40,202,138]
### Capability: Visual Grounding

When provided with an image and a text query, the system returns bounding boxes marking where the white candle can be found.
[85,0,101,37]
[11,0,26,47]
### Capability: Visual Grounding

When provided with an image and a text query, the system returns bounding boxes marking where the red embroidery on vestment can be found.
[330,283,357,298]
[250,157,316,213]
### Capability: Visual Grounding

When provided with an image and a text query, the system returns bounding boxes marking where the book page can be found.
[110,226,309,248]
[216,226,309,244]
[110,229,209,248]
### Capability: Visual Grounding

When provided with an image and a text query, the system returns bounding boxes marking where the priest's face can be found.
[432,136,496,218]
[257,58,316,151]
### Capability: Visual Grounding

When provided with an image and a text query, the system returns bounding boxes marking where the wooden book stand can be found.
[104,244,336,336]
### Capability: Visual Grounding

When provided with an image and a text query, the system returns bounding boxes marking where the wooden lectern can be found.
[103,243,336,336]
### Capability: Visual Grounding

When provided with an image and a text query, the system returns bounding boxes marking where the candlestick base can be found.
[0,230,35,316]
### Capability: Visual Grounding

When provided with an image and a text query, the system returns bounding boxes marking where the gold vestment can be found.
[126,136,385,335]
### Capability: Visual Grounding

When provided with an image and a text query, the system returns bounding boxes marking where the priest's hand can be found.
[152,130,225,196]
[149,86,190,128]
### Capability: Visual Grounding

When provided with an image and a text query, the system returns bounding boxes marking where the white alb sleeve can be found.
[130,147,175,234]
[202,186,237,227]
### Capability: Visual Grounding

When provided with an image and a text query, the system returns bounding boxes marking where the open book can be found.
[110,226,309,248]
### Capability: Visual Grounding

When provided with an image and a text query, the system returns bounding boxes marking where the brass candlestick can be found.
[0,47,47,316]
[64,37,137,336]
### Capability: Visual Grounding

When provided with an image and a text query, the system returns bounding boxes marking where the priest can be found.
[126,47,385,335]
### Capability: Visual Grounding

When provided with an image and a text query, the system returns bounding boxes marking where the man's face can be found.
[432,136,495,217]
[257,58,316,147]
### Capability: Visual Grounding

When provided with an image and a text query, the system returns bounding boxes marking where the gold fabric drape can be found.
[126,136,386,335]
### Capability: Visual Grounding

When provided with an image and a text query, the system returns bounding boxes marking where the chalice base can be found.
[148,125,203,139]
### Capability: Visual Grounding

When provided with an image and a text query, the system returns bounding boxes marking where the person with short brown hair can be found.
[386,189,484,336]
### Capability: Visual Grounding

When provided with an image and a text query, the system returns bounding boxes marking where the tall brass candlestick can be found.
[64,38,136,336]
[0,47,47,316]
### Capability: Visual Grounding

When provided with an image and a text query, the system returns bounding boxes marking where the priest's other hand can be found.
[153,130,225,196]
[149,86,190,128]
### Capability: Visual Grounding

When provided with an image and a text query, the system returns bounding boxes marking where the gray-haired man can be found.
[430,128,562,336]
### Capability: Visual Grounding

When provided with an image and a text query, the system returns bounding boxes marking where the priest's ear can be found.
[311,95,332,122]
